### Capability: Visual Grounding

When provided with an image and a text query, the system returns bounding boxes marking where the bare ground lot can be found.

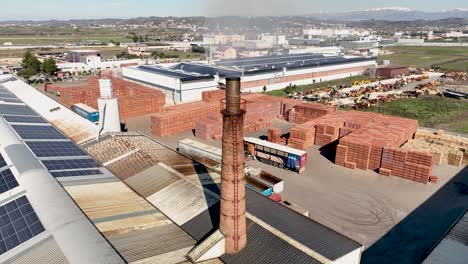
[136,118,468,264]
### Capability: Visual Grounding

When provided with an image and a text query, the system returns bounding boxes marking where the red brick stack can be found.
[268,128,281,144]
[289,103,336,124]
[57,76,165,120]
[380,149,433,184]
[202,89,226,103]
[152,93,300,138]
[288,111,379,150]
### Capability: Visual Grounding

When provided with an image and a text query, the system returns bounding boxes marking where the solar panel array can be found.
[0,196,45,255]
[0,83,104,180]
[0,105,38,117]
[3,116,47,124]
[0,169,18,195]
[50,169,103,178]
[42,159,100,171]
[26,142,88,158]
[12,125,67,140]
[137,65,215,82]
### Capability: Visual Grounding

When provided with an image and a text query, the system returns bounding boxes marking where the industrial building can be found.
[0,74,363,263]
[376,65,410,78]
[122,65,219,103]
[122,53,377,99]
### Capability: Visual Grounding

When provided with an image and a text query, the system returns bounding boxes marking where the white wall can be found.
[122,67,218,103]
[332,247,363,264]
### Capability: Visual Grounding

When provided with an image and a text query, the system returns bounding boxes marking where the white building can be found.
[57,56,147,73]
[122,54,377,96]
[289,46,343,56]
[122,65,219,103]
[258,34,288,47]
[203,34,245,45]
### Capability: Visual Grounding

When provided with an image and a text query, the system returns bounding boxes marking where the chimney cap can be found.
[226,77,241,81]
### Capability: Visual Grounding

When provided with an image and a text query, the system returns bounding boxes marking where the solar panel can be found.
[3,116,47,124]
[0,155,6,169]
[0,169,18,195]
[0,105,37,117]
[50,169,103,178]
[0,98,22,104]
[0,196,45,255]
[12,125,67,140]
[26,141,88,158]
[42,159,100,171]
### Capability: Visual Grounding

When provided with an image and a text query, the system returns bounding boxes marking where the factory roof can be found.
[82,132,362,264]
[423,210,468,264]
[173,54,375,77]
[136,65,215,82]
[0,76,198,263]
[1,75,362,263]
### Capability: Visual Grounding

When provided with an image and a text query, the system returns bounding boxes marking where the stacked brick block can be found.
[57,76,165,120]
[268,128,281,144]
[402,130,468,167]
[288,111,379,150]
[289,103,336,124]
[152,93,302,138]
[380,149,433,184]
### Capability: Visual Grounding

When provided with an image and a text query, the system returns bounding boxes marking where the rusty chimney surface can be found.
[220,77,247,254]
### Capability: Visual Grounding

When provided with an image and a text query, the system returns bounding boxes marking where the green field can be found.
[378,46,468,72]
[0,47,126,59]
[363,96,468,134]
[265,75,371,97]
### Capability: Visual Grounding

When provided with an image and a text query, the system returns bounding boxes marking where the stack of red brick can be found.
[152,93,302,138]
[379,148,433,183]
[202,90,226,103]
[56,76,165,120]
[334,115,436,184]
[268,128,281,144]
[288,111,379,150]
[289,103,336,124]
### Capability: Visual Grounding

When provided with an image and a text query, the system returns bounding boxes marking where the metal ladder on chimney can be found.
[231,117,240,251]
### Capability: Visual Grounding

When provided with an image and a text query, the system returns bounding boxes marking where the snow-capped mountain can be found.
[313,8,468,21]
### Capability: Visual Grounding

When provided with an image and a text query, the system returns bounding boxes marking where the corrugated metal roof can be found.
[107,224,195,263]
[423,211,468,264]
[2,236,69,264]
[245,187,361,261]
[221,222,322,264]
[125,163,182,198]
[446,211,468,245]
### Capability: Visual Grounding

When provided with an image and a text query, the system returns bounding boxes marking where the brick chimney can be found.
[219,77,247,254]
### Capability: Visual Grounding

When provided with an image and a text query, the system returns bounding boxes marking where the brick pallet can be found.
[268,128,281,144]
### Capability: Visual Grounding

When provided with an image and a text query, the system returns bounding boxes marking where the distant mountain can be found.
[314,8,468,21]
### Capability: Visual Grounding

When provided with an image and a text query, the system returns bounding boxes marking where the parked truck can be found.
[72,103,99,123]
[244,137,308,173]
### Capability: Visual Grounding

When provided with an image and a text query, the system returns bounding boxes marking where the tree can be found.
[139,35,144,43]
[192,46,206,54]
[42,58,58,75]
[18,51,41,78]
[132,35,139,43]
[263,86,267,93]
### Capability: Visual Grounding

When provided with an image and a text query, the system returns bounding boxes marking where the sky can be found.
[1,0,468,20]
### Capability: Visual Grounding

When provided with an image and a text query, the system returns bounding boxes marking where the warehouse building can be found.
[122,53,377,100]
[376,65,410,78]
[0,74,364,263]
[122,65,219,103]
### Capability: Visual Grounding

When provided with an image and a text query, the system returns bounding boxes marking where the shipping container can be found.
[245,177,273,197]
[245,167,284,193]
[244,137,308,173]
[72,103,99,123]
